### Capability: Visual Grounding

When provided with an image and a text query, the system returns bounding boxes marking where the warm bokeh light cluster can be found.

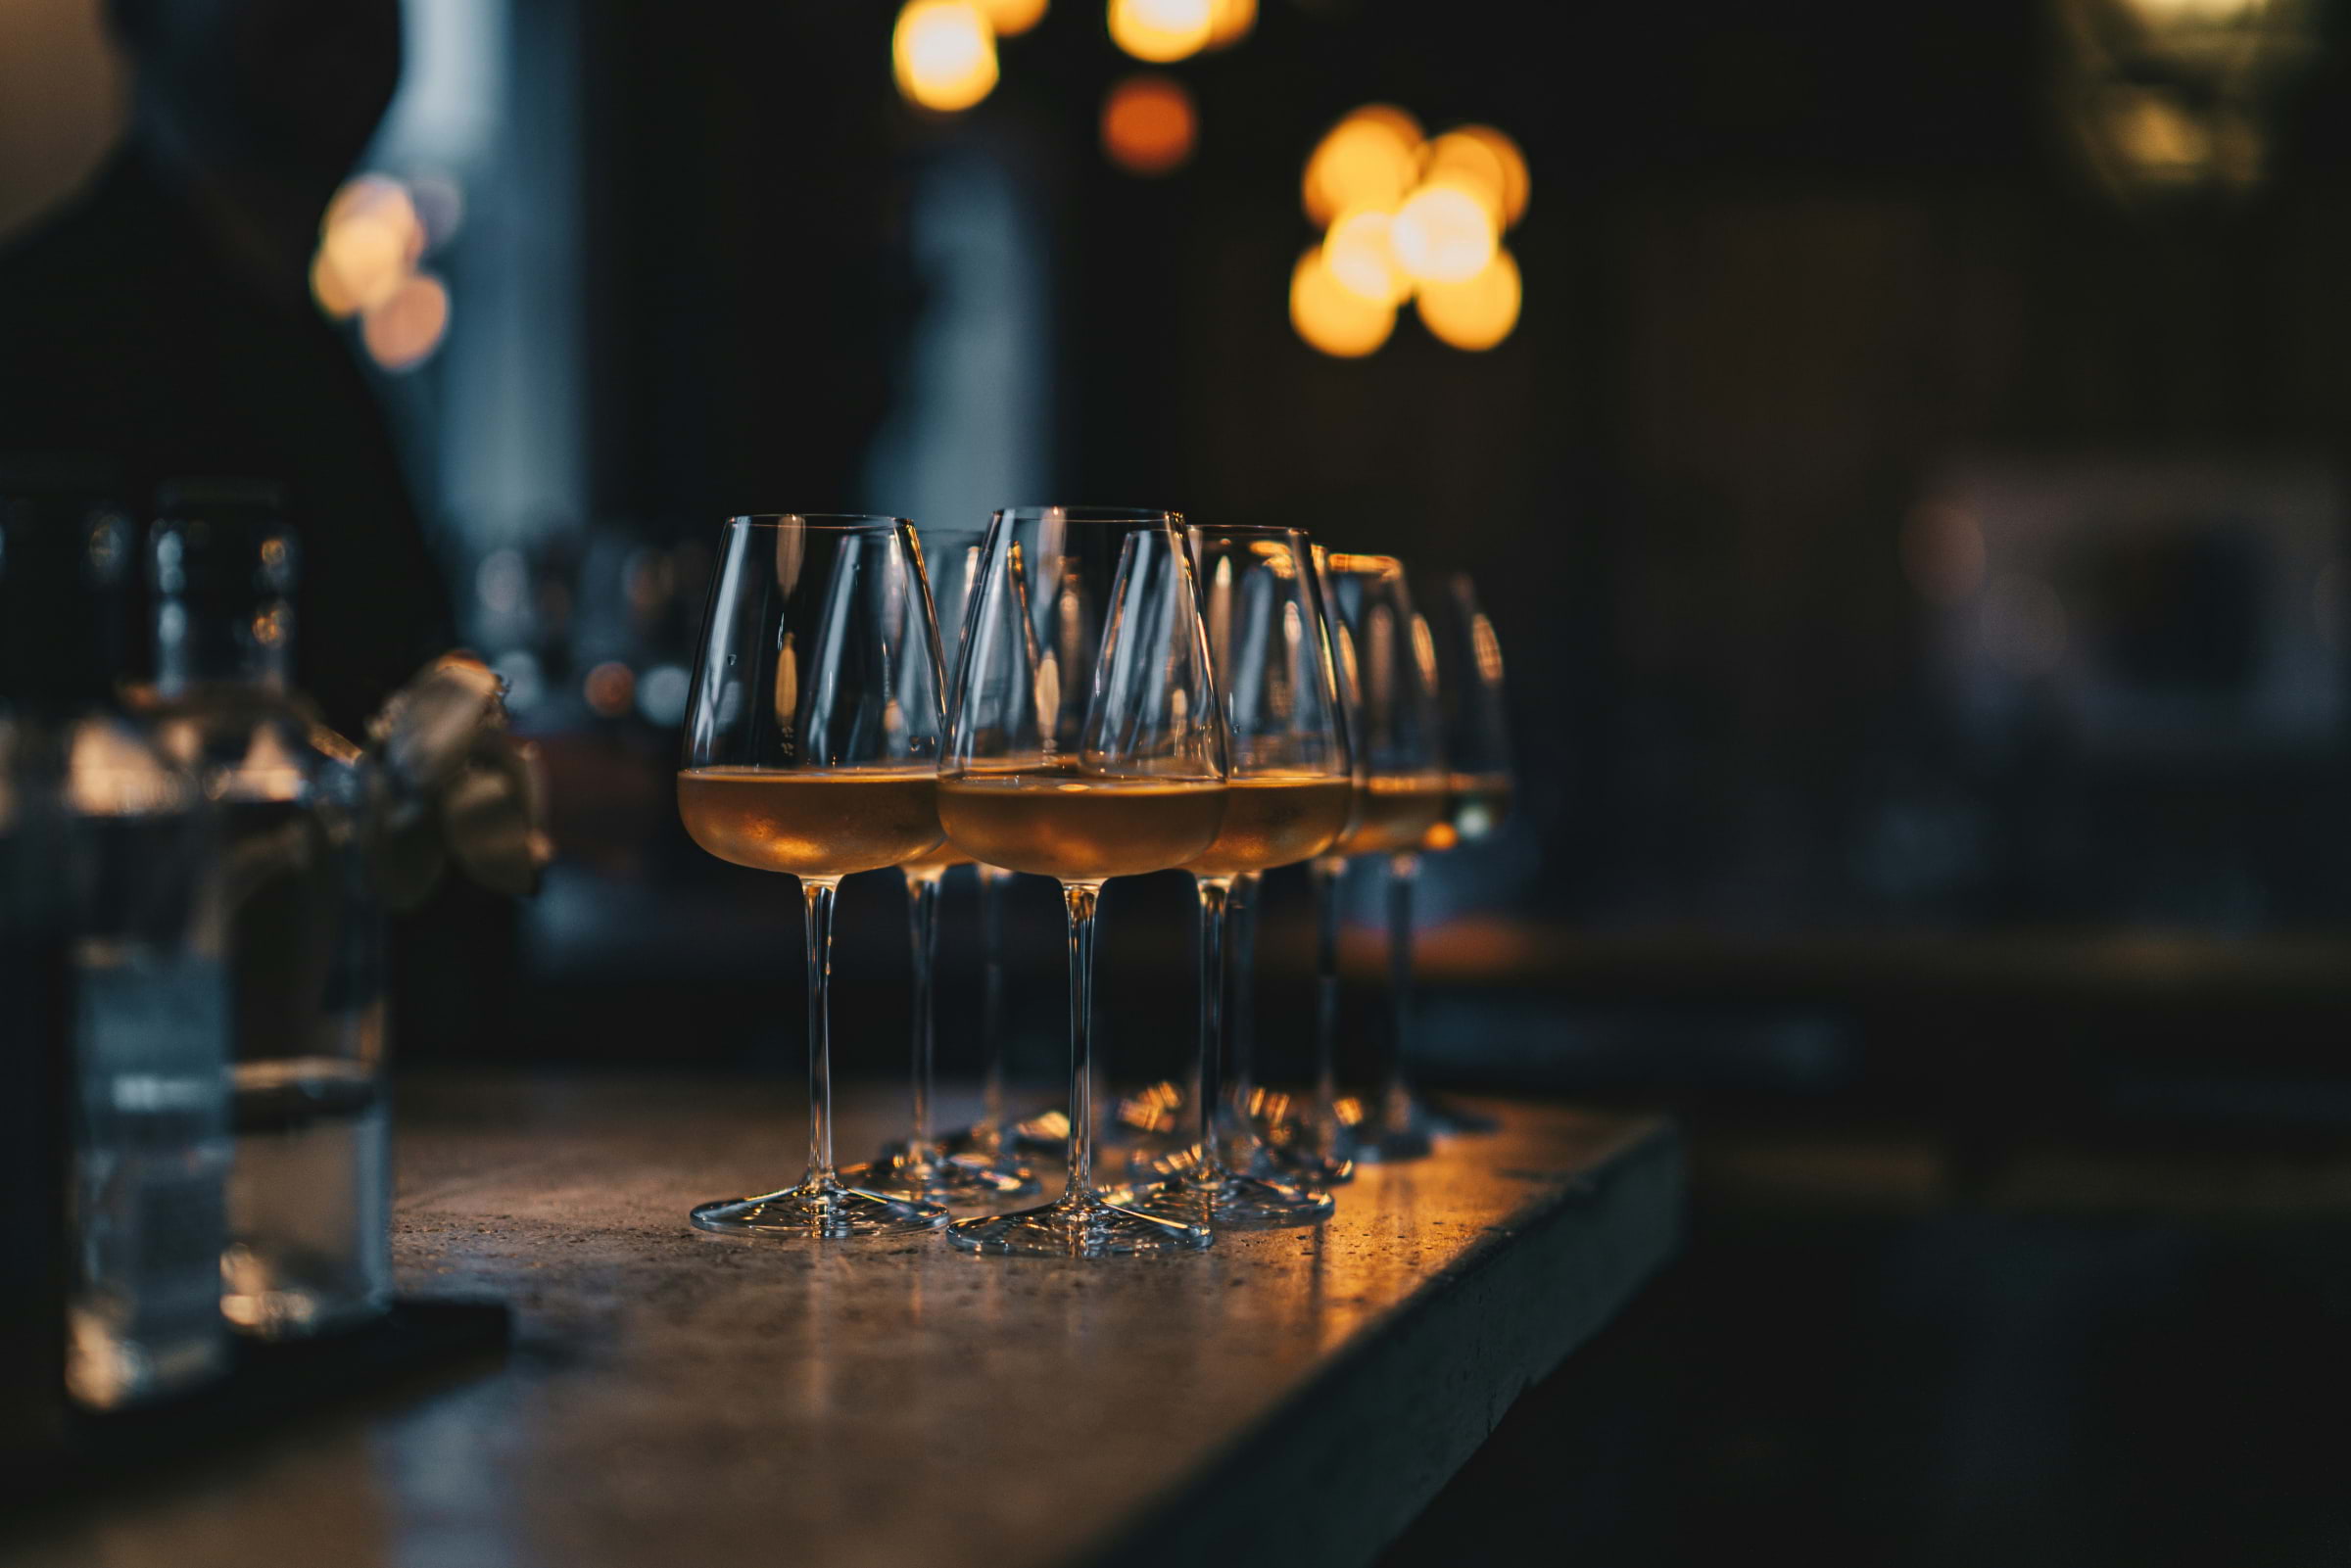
[310,173,455,371]
[1294,109,1528,356]
[889,0,1250,158]
[1101,73,1197,174]
[894,0,1001,112]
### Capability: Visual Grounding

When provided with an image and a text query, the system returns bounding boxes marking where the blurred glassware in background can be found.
[0,460,231,1411]
[1400,570,1519,1136]
[138,483,392,1340]
[1320,552,1450,1163]
[2056,0,2321,201]
[1419,572,1517,854]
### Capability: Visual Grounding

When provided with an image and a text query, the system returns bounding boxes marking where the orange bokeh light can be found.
[978,0,1049,36]
[1101,74,1198,175]
[1391,181,1497,284]
[1206,0,1255,48]
[583,661,637,718]
[360,272,452,371]
[1413,247,1519,352]
[1301,105,1423,228]
[1442,124,1529,228]
[1321,207,1409,306]
[1108,0,1213,63]
[893,0,999,113]
[1291,245,1395,357]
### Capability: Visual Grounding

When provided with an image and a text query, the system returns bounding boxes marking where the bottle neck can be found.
[156,594,293,695]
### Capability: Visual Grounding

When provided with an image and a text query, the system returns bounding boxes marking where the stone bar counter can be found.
[16,1076,1680,1568]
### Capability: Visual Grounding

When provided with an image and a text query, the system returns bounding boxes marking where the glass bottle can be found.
[142,481,391,1339]
[0,459,231,1410]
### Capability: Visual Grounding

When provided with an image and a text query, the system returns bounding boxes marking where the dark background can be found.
[9,0,2351,1561]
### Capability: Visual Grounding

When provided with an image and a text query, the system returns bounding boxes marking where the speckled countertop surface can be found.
[17,1074,1680,1568]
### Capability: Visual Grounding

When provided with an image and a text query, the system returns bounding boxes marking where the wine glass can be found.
[936,506,1227,1258]
[1402,569,1517,1136]
[1421,571,1515,852]
[676,515,952,1239]
[1319,552,1449,1164]
[1126,524,1350,1229]
[842,521,1036,1203]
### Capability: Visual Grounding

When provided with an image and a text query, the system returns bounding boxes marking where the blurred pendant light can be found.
[1414,248,1519,352]
[978,0,1049,36]
[1290,245,1395,357]
[894,0,1000,113]
[1301,106,1422,227]
[1102,73,1198,175]
[361,273,452,372]
[1389,183,1496,285]
[1292,106,1529,356]
[1321,208,1409,307]
[1109,0,1214,63]
[1205,0,1256,49]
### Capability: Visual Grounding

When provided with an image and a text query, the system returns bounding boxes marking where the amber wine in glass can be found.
[675,515,952,1241]
[676,768,942,873]
[936,773,1229,880]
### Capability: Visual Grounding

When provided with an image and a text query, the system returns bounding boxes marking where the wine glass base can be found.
[1115,1172,1334,1230]
[945,1195,1211,1258]
[1250,1137,1356,1187]
[691,1181,949,1240]
[842,1150,1040,1203]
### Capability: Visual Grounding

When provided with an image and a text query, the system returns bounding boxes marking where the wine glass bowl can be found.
[676,514,953,1241]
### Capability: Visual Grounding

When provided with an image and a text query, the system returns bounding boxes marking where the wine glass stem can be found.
[1385,853,1419,1111]
[1311,856,1343,1133]
[1061,881,1103,1206]
[1230,872,1260,1139]
[903,870,942,1163]
[979,864,1010,1156]
[802,876,842,1187]
[1192,876,1232,1184]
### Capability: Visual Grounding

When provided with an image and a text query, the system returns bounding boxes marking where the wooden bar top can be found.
[15,1075,1680,1568]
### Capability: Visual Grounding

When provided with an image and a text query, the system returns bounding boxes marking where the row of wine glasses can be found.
[674,508,1513,1259]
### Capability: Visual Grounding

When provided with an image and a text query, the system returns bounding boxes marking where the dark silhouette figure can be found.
[0,0,449,735]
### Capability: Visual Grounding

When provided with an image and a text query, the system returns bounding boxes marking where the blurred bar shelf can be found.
[12,1074,1678,1568]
